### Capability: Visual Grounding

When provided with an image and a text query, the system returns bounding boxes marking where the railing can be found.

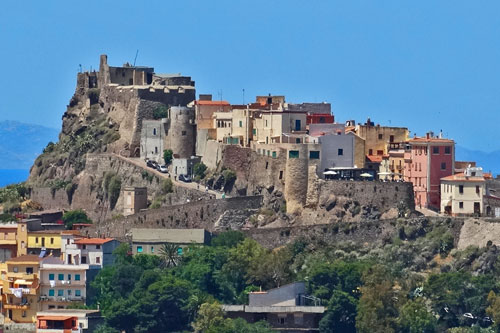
[41,280,86,287]
[40,296,85,302]
[4,287,38,296]
[7,272,37,280]
[4,303,29,309]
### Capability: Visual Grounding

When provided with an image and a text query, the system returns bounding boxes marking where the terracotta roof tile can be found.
[196,100,230,106]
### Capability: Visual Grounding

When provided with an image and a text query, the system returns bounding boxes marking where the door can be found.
[295,119,301,131]
[42,238,45,247]
[474,202,481,216]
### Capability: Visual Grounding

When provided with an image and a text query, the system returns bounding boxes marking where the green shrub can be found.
[193,162,208,179]
[103,172,121,210]
[87,88,100,105]
[163,149,173,165]
[222,169,236,186]
[62,209,92,230]
[160,179,173,194]
[153,105,168,119]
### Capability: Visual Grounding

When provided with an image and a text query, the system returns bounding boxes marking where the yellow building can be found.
[348,120,409,159]
[253,110,307,145]
[229,107,253,146]
[28,231,62,257]
[2,255,42,323]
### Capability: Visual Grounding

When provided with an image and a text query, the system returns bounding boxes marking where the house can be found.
[441,167,486,216]
[1,255,43,323]
[131,228,211,256]
[27,230,62,257]
[172,156,200,178]
[223,282,325,333]
[0,223,22,262]
[195,97,231,130]
[123,187,148,216]
[39,256,88,310]
[253,110,307,145]
[65,238,120,267]
[405,133,455,209]
[36,309,103,333]
[140,119,167,162]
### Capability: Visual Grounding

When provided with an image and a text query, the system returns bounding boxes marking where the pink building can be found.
[404,134,455,210]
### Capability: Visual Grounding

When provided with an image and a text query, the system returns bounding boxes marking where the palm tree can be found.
[160,243,180,268]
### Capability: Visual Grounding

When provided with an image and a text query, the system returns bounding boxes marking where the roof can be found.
[441,173,486,182]
[131,228,209,244]
[41,256,64,265]
[37,315,74,321]
[196,100,230,106]
[7,255,43,263]
[74,238,115,245]
[61,230,81,235]
[29,230,63,235]
[222,305,325,314]
[409,137,454,144]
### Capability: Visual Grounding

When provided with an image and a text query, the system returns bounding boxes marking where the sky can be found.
[1,0,500,152]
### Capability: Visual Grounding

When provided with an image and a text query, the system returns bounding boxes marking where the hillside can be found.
[0,120,58,170]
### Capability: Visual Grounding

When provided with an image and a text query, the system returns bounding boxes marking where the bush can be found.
[87,88,100,105]
[222,169,236,186]
[193,162,208,179]
[160,179,173,194]
[103,172,122,210]
[153,105,168,119]
[163,149,173,165]
[62,209,92,230]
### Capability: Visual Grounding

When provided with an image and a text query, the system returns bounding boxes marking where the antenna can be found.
[133,50,139,66]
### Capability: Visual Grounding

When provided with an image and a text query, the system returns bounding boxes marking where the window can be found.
[377,150,383,156]
[137,246,143,253]
[182,130,186,136]
[459,202,464,209]
[49,274,55,281]
[265,162,269,170]
[13,266,18,273]
[75,274,80,281]
[445,146,451,154]
[21,241,25,249]
[368,149,373,155]
[82,245,86,250]
[50,238,54,244]
[279,171,283,180]
[49,289,55,297]
[153,128,157,136]
[81,256,87,264]
[319,117,325,123]
[155,147,158,154]
[68,274,71,280]
[279,317,286,325]
[289,150,299,159]
[177,247,183,256]
[252,128,256,135]
[441,162,446,170]
[67,290,72,296]
[295,138,301,144]
[96,245,101,250]
[75,290,81,297]
[338,148,344,156]
[96,257,101,264]
[26,267,33,274]
[36,237,39,243]
[239,120,242,127]
[151,246,154,253]
[272,151,277,158]
[58,274,64,281]
[390,135,394,143]
[294,313,304,325]
[433,146,439,154]
[309,151,320,159]
[476,186,480,194]
[22,311,26,318]
[378,133,383,140]
[58,290,64,297]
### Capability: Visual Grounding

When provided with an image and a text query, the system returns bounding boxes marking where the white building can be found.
[39,257,88,310]
[441,166,486,216]
[65,238,120,268]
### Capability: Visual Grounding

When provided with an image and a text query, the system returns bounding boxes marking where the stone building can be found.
[130,228,212,256]
[123,187,147,216]
[140,119,167,161]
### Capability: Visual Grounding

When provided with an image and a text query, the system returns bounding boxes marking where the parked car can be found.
[179,174,192,183]
[157,164,168,173]
[146,160,158,169]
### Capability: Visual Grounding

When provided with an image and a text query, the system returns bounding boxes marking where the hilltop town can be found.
[1,55,500,332]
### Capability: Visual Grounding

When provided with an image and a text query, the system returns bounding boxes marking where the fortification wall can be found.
[137,87,195,107]
[85,196,263,239]
[31,154,209,222]
[284,145,309,213]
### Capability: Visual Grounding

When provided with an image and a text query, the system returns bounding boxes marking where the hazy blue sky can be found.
[1,1,499,152]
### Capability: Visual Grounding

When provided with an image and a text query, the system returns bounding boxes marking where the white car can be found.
[157,165,168,173]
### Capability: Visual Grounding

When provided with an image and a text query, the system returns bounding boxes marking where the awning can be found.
[323,170,337,175]
[14,280,32,285]
[360,173,373,178]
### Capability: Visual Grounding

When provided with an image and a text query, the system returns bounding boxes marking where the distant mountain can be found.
[455,145,500,176]
[0,120,59,170]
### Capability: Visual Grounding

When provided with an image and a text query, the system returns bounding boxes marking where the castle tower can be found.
[169,106,195,159]
[284,145,309,214]
[98,54,110,87]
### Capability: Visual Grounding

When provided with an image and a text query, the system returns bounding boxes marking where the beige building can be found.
[441,167,486,216]
[213,111,233,142]
[347,119,409,159]
[123,187,148,216]
[131,228,212,256]
[195,99,231,130]
[39,257,88,310]
[253,110,307,145]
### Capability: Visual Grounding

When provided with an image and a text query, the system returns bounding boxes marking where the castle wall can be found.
[84,196,263,239]
[284,145,309,213]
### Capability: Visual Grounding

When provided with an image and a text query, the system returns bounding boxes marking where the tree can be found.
[160,243,180,268]
[192,302,226,333]
[163,149,173,165]
[319,290,358,333]
[62,209,92,230]
[160,178,173,194]
[193,162,208,180]
[211,230,246,248]
[399,299,437,333]
[153,105,168,119]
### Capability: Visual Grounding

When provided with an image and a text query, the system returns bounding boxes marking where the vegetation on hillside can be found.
[89,219,500,332]
[62,209,92,230]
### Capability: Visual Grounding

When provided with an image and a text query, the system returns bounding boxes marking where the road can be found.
[112,154,226,199]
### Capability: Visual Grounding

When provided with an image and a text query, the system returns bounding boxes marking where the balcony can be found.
[40,296,85,303]
[4,287,38,296]
[41,280,86,287]
[7,272,36,280]
[4,303,29,310]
